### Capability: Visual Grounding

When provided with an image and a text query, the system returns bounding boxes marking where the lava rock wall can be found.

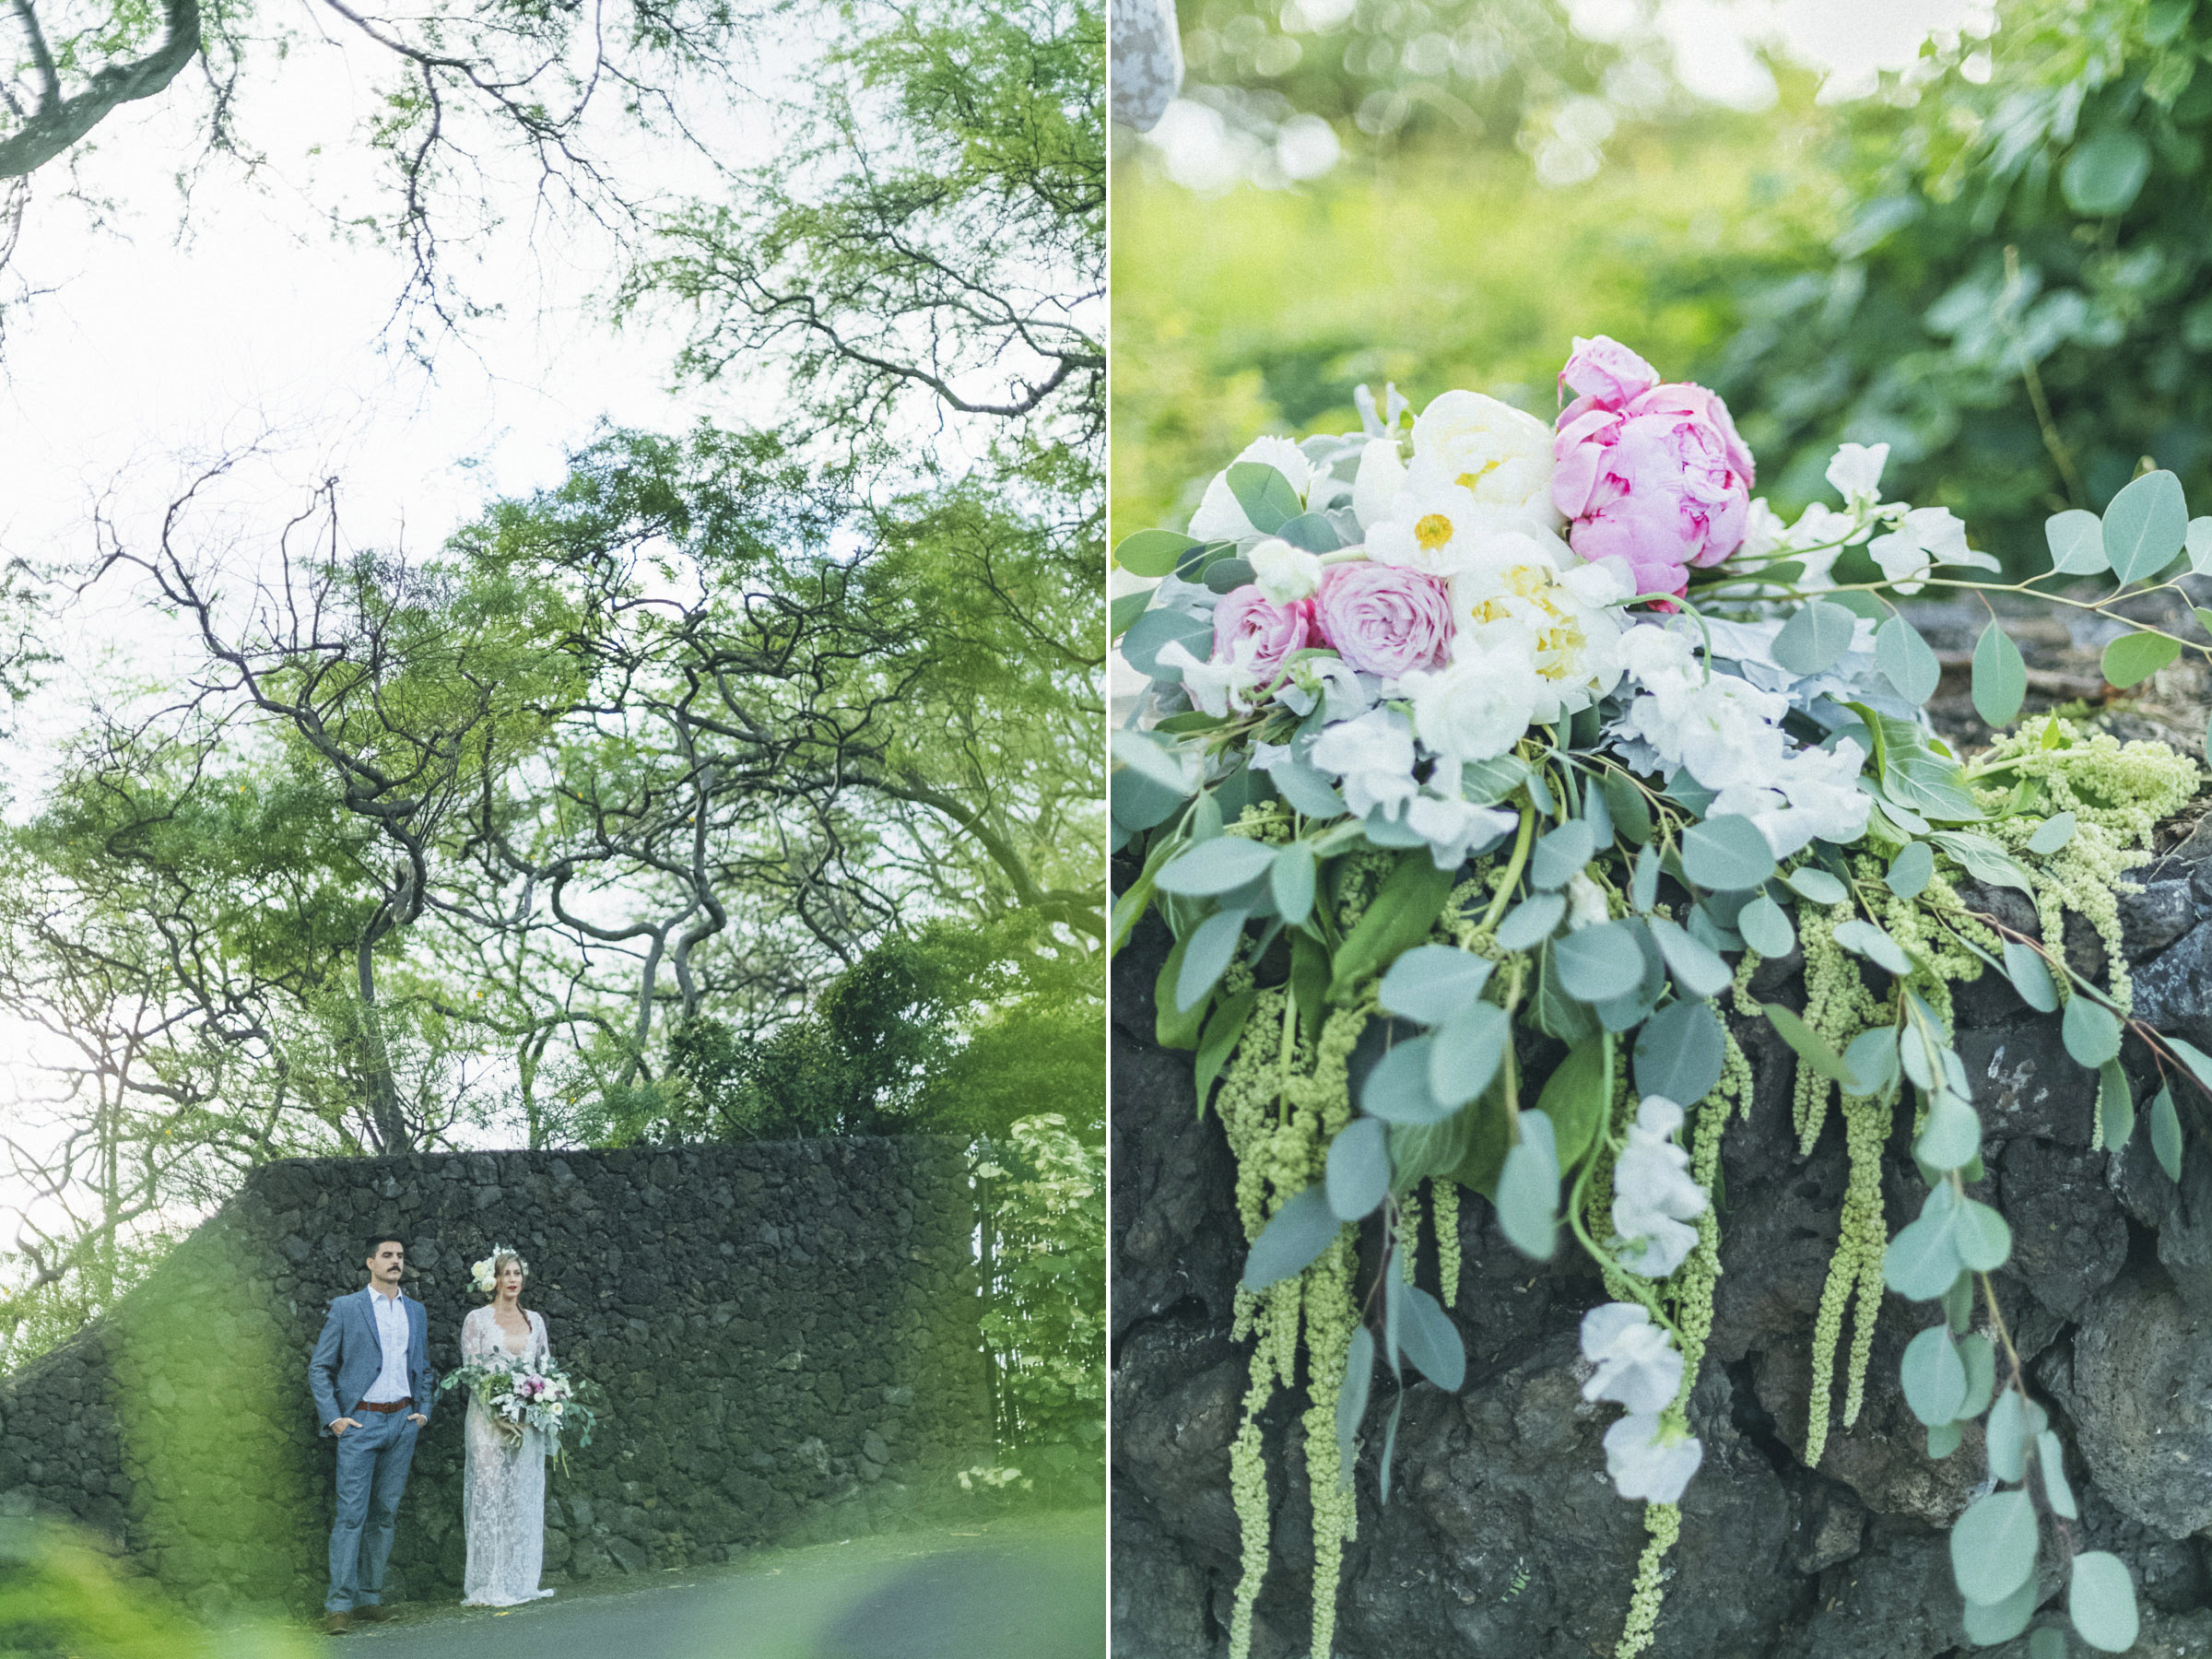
[1112,840,2212,1659]
[0,1137,988,1618]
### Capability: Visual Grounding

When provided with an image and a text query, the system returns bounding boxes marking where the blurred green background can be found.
[1113,0,2212,576]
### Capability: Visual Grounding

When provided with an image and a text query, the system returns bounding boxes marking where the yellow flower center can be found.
[1455,458,1503,493]
[1415,512,1455,551]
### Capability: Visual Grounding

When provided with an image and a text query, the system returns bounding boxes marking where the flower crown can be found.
[470,1245,530,1297]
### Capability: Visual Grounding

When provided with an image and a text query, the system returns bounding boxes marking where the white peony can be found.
[1249,536,1324,603]
[1188,436,1315,543]
[1402,651,1542,764]
[1448,531,1628,724]
[1603,1411,1705,1503]
[1410,389,1559,522]
[1579,1302,1682,1415]
[1611,1096,1708,1279]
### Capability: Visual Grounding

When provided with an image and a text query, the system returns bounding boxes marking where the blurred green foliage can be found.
[0,1518,311,1657]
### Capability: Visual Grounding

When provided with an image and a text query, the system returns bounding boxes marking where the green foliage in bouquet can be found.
[1111,337,2212,1659]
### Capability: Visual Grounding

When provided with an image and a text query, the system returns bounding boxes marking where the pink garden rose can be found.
[1312,561,1453,679]
[1551,335,1755,598]
[1209,584,1314,686]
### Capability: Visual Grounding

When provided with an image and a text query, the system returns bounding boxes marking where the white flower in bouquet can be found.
[1364,456,1493,578]
[1306,707,1421,819]
[1579,1303,1681,1414]
[1566,871,1610,930]
[1604,1410,1704,1503]
[1409,389,1558,521]
[1188,436,1316,543]
[1450,536,1630,723]
[1825,441,1891,516]
[1869,505,1994,595]
[1401,651,1542,765]
[1610,1096,1708,1279]
[1248,536,1324,603]
[1351,437,1407,532]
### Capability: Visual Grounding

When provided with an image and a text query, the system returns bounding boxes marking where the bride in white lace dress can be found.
[460,1250,557,1607]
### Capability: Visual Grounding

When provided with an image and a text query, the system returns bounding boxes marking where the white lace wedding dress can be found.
[460,1304,557,1607]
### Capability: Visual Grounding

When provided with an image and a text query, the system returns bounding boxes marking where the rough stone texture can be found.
[1112,839,2212,1659]
[0,1139,988,1618]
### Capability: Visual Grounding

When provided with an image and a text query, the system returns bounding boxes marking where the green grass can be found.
[1110,123,1836,544]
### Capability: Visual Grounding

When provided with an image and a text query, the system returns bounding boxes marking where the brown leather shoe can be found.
[355,1604,395,1624]
[322,1610,353,1634]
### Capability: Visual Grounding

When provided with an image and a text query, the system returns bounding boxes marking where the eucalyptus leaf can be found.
[1113,527,1203,577]
[1430,1003,1510,1109]
[2062,995,2123,1069]
[1635,1000,1727,1105]
[1917,1089,1983,1171]
[2098,1060,2135,1147]
[1532,819,1597,890]
[2046,508,2107,575]
[1177,908,1251,1012]
[1378,1393,1404,1505]
[1959,1332,1997,1418]
[1203,557,1257,594]
[1927,1419,1964,1459]
[2068,1552,2138,1653]
[1987,1388,2029,1482]
[1962,1571,2040,1646]
[1971,621,2028,729]
[2190,515,2212,576]
[2036,1430,2077,1521]
[2027,813,2077,855]
[1536,1033,1613,1171]
[1603,773,1654,845]
[1764,1001,1856,1082]
[1123,606,1218,680]
[1363,1037,1455,1125]
[2152,1083,2183,1182]
[1325,1117,1392,1221]
[1949,1488,2040,1607]
[1773,599,1859,677]
[1649,914,1734,999]
[1271,841,1318,927]
[1954,1197,2013,1273]
[1834,919,1914,977]
[1494,1111,1560,1260]
[1631,842,1662,912]
[2101,629,2183,689]
[1335,1326,1375,1480]
[1877,614,1943,704]
[1379,945,1496,1026]
[1887,841,1934,899]
[1900,1325,1969,1426]
[1395,1282,1466,1392]
[1272,758,1350,820]
[1496,892,1568,951]
[2063,126,2152,216]
[1844,1027,1900,1098]
[2002,941,2060,1014]
[1737,892,1796,958]
[1159,836,1281,897]
[1225,462,1303,535]
[2102,467,2188,583]
[1241,1183,1341,1289]
[2167,1036,2212,1092]
[1885,1212,1964,1300]
[1681,815,1778,891]
[1785,865,1849,905]
[1194,989,1262,1112]
[1554,921,1649,1004]
[2029,1627,2068,1659]
[1328,854,1458,1005]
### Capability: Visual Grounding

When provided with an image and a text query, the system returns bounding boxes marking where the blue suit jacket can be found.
[309,1287,437,1437]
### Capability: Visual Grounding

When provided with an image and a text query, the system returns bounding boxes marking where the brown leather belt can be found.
[359,1398,414,1414]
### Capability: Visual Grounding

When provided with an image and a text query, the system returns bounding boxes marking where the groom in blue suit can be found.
[310,1233,437,1633]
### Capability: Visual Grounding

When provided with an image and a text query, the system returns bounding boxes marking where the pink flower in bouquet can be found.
[1312,562,1453,679]
[1207,584,1314,687]
[1551,336,1755,599]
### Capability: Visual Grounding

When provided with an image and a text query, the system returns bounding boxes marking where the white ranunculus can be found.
[1711,737,1872,858]
[1611,1095,1707,1280]
[1825,441,1890,514]
[1603,1411,1705,1503]
[1307,706,1420,820]
[1352,437,1408,531]
[1188,436,1316,543]
[1249,536,1324,603]
[1402,651,1541,764]
[1579,1302,1682,1415]
[1410,389,1559,521]
[1447,531,1627,723]
[1868,505,1981,595]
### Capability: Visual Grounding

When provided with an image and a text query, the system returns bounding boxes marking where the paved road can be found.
[335,1513,1104,1659]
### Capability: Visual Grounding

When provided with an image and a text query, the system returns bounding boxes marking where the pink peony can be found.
[1312,562,1454,679]
[1209,584,1314,686]
[1551,338,1755,598]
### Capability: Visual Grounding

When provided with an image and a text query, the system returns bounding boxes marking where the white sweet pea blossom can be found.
[1410,389,1559,523]
[1249,537,1324,604]
[1566,871,1610,930]
[1603,1411,1705,1503]
[1406,792,1519,870]
[1189,436,1315,543]
[1276,653,1375,722]
[1867,506,1995,595]
[1825,441,1890,515]
[1307,706,1421,819]
[1402,650,1542,764]
[1611,1096,1708,1279]
[1579,1302,1682,1414]
[1352,438,1408,532]
[1157,638,1259,718]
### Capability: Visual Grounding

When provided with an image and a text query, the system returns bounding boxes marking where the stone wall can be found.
[0,1137,990,1618]
[1112,828,2212,1659]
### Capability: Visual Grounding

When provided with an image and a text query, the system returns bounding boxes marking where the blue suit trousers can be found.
[327,1407,419,1612]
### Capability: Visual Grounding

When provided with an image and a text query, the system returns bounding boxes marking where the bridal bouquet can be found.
[438,1350,605,1469]
[1112,336,2212,1658]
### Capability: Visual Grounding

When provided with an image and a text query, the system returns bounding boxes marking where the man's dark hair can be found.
[365,1232,407,1259]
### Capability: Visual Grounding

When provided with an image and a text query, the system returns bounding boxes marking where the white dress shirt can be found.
[360,1287,413,1404]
